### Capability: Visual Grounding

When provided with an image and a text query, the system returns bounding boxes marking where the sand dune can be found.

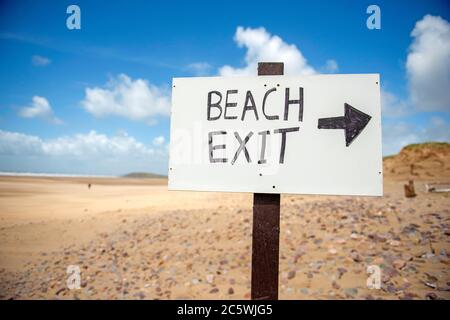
[384,142,450,181]
[0,143,449,300]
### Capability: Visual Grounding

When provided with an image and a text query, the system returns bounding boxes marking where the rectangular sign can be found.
[168,74,382,196]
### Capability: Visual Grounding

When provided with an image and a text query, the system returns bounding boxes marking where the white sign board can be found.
[168,74,382,196]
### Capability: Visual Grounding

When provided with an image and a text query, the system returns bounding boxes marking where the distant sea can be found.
[0,172,116,178]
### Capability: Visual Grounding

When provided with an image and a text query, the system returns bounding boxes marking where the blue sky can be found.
[0,0,449,175]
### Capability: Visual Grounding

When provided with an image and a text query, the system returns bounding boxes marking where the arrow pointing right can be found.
[318,103,372,147]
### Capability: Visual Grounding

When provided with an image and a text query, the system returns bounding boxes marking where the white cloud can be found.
[0,130,168,175]
[381,89,409,117]
[152,135,165,147]
[321,59,339,73]
[0,130,43,156]
[381,15,450,118]
[18,96,62,124]
[81,74,171,124]
[382,122,420,156]
[186,62,212,76]
[218,26,316,76]
[424,116,450,141]
[31,55,51,66]
[382,117,450,155]
[0,130,155,157]
[406,15,450,112]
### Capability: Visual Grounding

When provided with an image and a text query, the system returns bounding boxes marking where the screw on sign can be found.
[168,62,383,300]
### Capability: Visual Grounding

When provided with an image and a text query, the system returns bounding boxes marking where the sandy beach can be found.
[0,144,449,300]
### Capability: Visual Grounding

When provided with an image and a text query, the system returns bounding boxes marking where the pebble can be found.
[350,250,362,263]
[344,288,358,298]
[134,291,146,299]
[337,268,347,279]
[425,292,438,300]
[206,274,214,284]
[393,259,406,270]
[299,288,309,295]
[389,240,401,247]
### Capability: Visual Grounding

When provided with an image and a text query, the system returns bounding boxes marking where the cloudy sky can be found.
[0,0,449,175]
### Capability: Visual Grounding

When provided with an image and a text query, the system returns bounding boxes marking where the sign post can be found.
[251,62,283,300]
[168,63,382,299]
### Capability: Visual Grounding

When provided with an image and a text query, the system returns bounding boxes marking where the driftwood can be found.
[425,183,450,193]
[404,180,416,198]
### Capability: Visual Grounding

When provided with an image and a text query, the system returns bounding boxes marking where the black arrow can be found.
[318,103,371,147]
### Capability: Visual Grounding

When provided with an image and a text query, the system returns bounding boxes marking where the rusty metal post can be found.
[251,62,283,300]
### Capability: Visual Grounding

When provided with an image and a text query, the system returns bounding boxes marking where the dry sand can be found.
[0,144,449,300]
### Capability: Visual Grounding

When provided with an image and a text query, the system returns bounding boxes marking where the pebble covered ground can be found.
[0,181,448,300]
